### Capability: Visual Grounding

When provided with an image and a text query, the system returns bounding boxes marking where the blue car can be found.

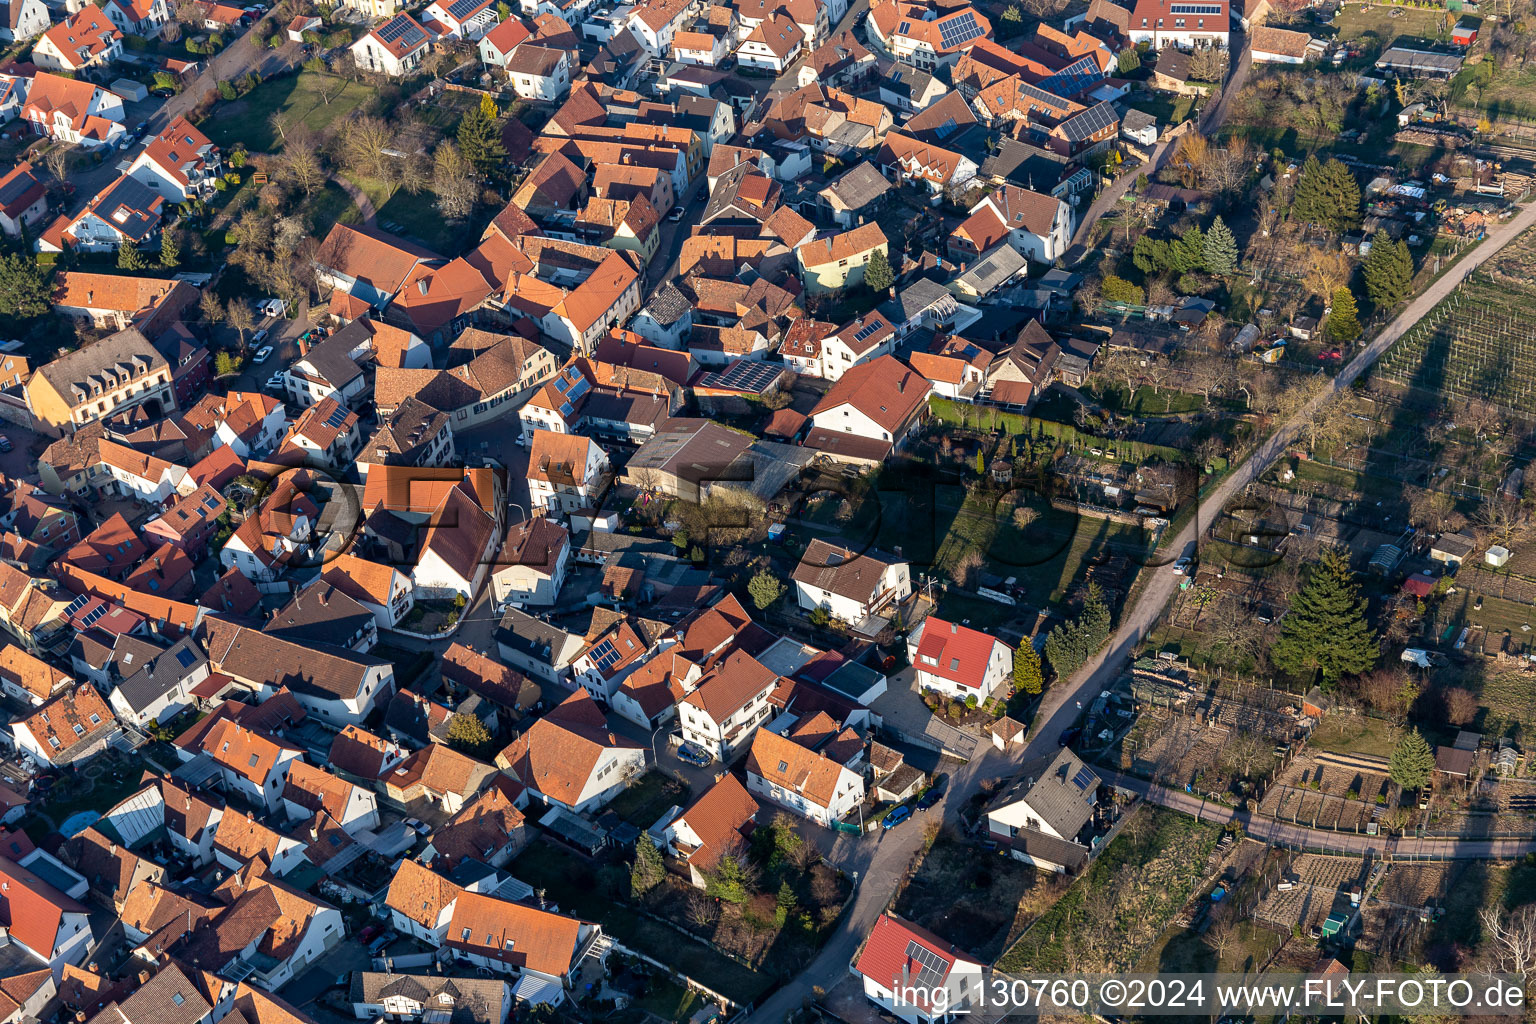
[677,743,713,767]
[881,805,911,830]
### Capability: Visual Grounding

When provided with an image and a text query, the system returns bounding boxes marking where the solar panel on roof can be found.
[904,940,949,989]
[934,116,958,139]
[936,11,982,49]
[325,405,349,428]
[1060,102,1116,141]
[1071,765,1095,790]
[63,593,89,618]
[853,321,882,342]
[80,604,108,628]
[378,16,423,43]
[591,639,622,672]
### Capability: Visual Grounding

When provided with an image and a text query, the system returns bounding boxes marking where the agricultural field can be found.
[1378,247,1536,415]
[995,808,1221,973]
[891,833,1063,961]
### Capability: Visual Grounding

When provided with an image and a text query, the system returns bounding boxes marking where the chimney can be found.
[138,970,149,985]
[949,621,957,633]
[417,278,430,296]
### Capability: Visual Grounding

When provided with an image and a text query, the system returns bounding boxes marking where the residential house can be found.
[32,6,121,73]
[744,724,863,826]
[411,485,501,600]
[0,853,92,974]
[678,649,780,762]
[446,891,601,994]
[495,607,586,687]
[738,12,801,71]
[313,224,442,313]
[0,643,69,706]
[423,0,498,38]
[174,862,345,987]
[853,913,985,1024]
[527,429,610,516]
[875,131,978,193]
[423,786,530,871]
[190,712,305,811]
[958,184,1073,264]
[382,743,497,813]
[0,163,46,238]
[795,222,888,295]
[105,635,207,726]
[125,116,221,201]
[205,625,396,728]
[907,616,1013,701]
[281,759,380,833]
[496,690,646,813]
[350,14,432,75]
[1249,24,1316,62]
[506,44,571,99]
[349,974,512,1024]
[280,395,362,470]
[981,318,1058,406]
[984,747,1098,873]
[0,0,47,42]
[478,14,531,66]
[384,859,462,943]
[320,553,415,630]
[652,773,757,887]
[791,538,911,625]
[818,161,891,228]
[866,1,989,68]
[264,577,379,653]
[19,72,125,148]
[141,485,227,559]
[39,174,164,255]
[490,517,569,608]
[11,684,117,767]
[804,354,930,464]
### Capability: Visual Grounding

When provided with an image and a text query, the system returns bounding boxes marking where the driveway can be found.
[147,31,306,136]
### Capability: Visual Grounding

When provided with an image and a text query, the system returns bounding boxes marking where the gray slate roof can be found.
[988,747,1099,839]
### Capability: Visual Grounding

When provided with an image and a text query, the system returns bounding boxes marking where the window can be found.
[72,723,84,736]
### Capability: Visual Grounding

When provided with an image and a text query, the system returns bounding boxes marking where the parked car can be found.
[402,817,431,835]
[252,345,273,363]
[0,435,13,454]
[264,373,285,391]
[1058,727,1082,748]
[881,805,911,830]
[677,743,713,767]
[916,772,949,810]
[667,206,686,222]
[1171,556,1192,575]
[366,931,397,955]
[357,923,381,943]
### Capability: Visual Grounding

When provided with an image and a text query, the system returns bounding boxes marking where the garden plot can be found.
[1375,862,1454,908]
[1254,855,1366,934]
[1259,754,1389,831]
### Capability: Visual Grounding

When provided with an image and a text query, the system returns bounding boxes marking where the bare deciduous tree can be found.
[1480,905,1536,989]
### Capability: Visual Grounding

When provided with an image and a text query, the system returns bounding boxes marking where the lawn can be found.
[995,808,1220,972]
[303,180,363,236]
[1306,714,1401,760]
[892,833,1060,961]
[606,770,689,829]
[1330,3,1451,47]
[201,72,378,153]
[1123,90,1197,127]
[343,173,481,254]
[1086,384,1207,417]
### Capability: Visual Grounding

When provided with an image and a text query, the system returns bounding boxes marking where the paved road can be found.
[147,29,305,135]
[1103,770,1536,859]
[1069,30,1251,248]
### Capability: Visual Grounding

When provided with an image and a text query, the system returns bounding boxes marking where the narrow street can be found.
[1069,28,1250,249]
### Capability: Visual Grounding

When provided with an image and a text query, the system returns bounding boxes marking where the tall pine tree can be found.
[1388,728,1435,791]
[1327,286,1361,343]
[1203,215,1238,275]
[1270,549,1377,684]
[1291,156,1361,232]
[1013,640,1043,695]
[863,246,892,292]
[1363,235,1412,311]
[457,93,506,178]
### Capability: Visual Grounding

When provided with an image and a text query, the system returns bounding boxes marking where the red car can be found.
[358,924,381,943]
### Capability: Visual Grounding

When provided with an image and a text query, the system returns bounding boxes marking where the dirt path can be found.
[334,176,378,225]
